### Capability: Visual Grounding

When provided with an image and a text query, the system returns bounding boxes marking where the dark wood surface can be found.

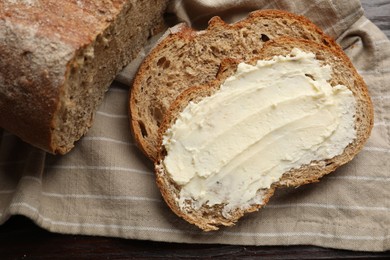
[1,1,389,259]
[1,215,390,260]
[1,215,390,259]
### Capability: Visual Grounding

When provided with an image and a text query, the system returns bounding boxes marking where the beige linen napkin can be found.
[1,0,389,252]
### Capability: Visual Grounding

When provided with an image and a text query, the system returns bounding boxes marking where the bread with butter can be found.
[130,9,342,160]
[155,38,374,231]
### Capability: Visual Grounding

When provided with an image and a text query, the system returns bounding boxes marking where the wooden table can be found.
[1,1,389,259]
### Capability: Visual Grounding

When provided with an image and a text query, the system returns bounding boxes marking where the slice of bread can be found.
[130,9,341,160]
[155,38,374,231]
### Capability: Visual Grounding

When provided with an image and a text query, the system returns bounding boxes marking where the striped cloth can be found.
[1,0,389,252]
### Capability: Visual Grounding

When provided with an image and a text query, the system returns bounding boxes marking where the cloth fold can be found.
[1,0,389,252]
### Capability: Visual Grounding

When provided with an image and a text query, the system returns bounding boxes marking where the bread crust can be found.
[130,9,340,161]
[155,38,373,231]
[0,0,168,153]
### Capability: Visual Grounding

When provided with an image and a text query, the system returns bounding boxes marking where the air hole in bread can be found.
[152,107,164,126]
[146,76,152,86]
[323,39,331,46]
[252,49,259,54]
[157,57,170,69]
[138,120,148,137]
[164,60,171,69]
[21,50,32,60]
[260,34,270,42]
[210,46,219,54]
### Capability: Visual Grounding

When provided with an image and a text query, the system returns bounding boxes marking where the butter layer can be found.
[162,49,356,216]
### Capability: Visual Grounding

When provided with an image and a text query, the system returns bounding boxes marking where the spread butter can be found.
[162,48,356,217]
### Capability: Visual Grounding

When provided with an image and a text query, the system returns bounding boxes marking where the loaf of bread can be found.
[130,9,341,160]
[0,0,168,154]
[155,38,373,231]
